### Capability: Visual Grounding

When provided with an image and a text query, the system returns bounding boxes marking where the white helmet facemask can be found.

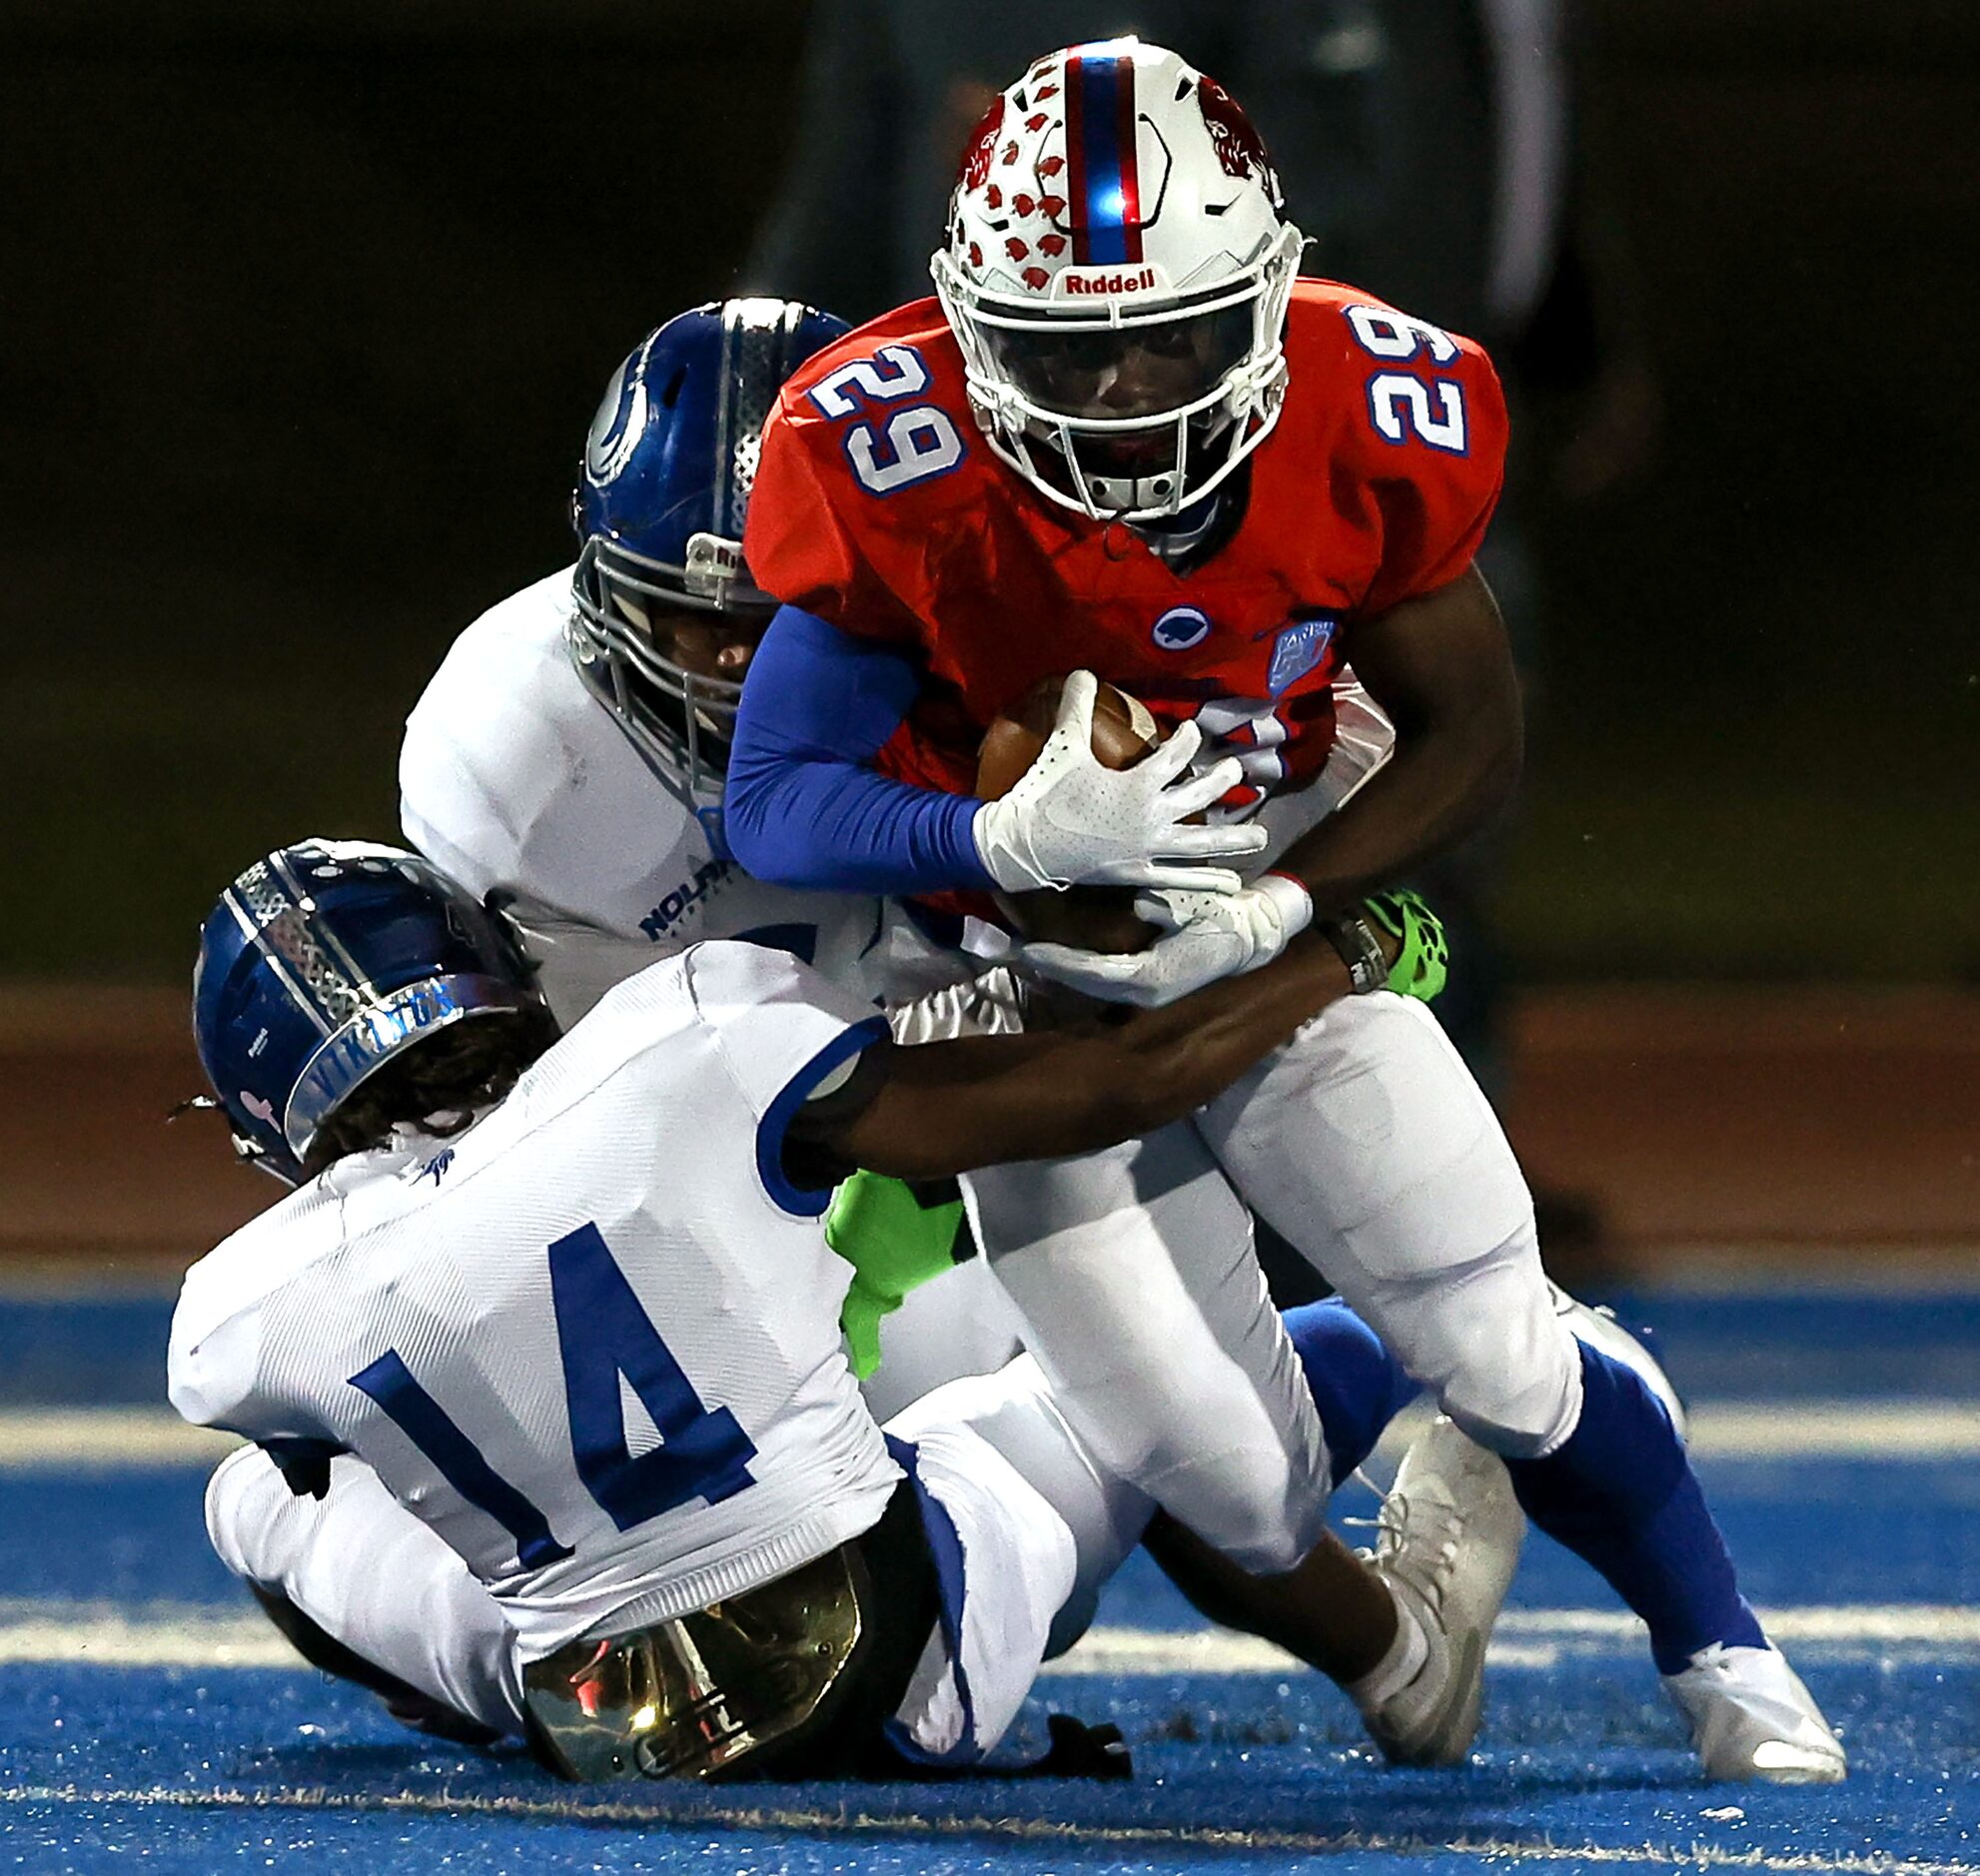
[932,39,1304,522]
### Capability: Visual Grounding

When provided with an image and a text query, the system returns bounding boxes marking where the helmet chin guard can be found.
[932,40,1304,522]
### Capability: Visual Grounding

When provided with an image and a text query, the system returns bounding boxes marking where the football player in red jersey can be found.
[723,39,1843,1783]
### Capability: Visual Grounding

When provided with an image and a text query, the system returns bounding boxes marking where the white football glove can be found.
[1022,873,1315,1008]
[972,670,1268,894]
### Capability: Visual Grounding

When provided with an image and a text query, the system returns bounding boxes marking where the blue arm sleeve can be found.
[725,605,997,894]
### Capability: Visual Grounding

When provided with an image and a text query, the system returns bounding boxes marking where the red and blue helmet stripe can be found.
[1064,49,1143,267]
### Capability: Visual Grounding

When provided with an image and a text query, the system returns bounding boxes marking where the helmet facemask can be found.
[567,532,770,801]
[935,224,1301,520]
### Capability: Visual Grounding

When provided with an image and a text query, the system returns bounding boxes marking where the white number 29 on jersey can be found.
[1346,305,1469,456]
[806,344,966,496]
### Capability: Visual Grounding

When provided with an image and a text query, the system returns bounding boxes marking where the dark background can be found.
[6,0,1978,984]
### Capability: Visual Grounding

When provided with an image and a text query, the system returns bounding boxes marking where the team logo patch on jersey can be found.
[1266,616,1338,695]
[1151,605,1213,651]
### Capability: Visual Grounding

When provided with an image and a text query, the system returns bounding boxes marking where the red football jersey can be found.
[745,279,1507,814]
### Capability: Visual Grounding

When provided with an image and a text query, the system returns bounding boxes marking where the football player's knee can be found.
[1093,1356,1328,1572]
[1042,1351,1324,1571]
[1232,1503,1327,1577]
[1149,1442,1330,1575]
[1362,1243,1583,1459]
[203,1444,296,1584]
[1436,1315,1583,1459]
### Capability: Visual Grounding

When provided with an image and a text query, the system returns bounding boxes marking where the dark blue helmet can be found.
[192,840,550,1185]
[567,298,849,794]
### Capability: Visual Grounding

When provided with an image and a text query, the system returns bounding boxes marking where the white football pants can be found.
[203,1355,1146,1749]
[964,991,1583,1574]
[205,1441,526,1732]
[857,1251,1029,1424]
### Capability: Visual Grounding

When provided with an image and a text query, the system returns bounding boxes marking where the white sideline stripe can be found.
[1046,1605,1980,1678]
[1685,1402,1980,1459]
[3,1399,1977,1474]
[0,1607,293,1668]
[0,1411,238,1470]
[1497,1605,1980,1644]
[1047,1628,1571,1677]
[3,1600,1975,1674]
[3,1401,1980,1487]
[0,1782,1967,1874]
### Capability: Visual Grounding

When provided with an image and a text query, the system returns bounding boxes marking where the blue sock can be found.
[1282,1299,1422,1485]
[1505,1341,1764,1674]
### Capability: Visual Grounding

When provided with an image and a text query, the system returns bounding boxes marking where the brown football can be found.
[976,675,1164,954]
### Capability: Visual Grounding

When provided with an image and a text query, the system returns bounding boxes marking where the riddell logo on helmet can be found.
[1058,267,1164,297]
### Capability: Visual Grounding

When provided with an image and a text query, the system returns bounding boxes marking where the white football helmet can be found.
[931,39,1303,521]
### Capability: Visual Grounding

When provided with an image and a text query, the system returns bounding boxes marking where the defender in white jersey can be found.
[175,838,1528,1779]
[400,563,900,1017]
[399,299,1031,1413]
[399,301,906,1025]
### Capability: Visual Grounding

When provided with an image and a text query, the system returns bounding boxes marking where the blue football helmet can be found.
[568,297,850,795]
[193,839,550,1185]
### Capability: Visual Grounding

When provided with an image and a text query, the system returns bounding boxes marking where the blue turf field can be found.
[3,1284,1977,1874]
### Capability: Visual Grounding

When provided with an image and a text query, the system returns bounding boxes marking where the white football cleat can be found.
[1353,1415,1526,1766]
[1662,1642,1847,1784]
[1549,1280,1688,1439]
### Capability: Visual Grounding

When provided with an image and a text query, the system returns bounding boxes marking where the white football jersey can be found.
[169,942,902,1661]
[398,570,900,1024]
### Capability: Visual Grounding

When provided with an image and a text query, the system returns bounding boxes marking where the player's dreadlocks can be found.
[303,1005,560,1178]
